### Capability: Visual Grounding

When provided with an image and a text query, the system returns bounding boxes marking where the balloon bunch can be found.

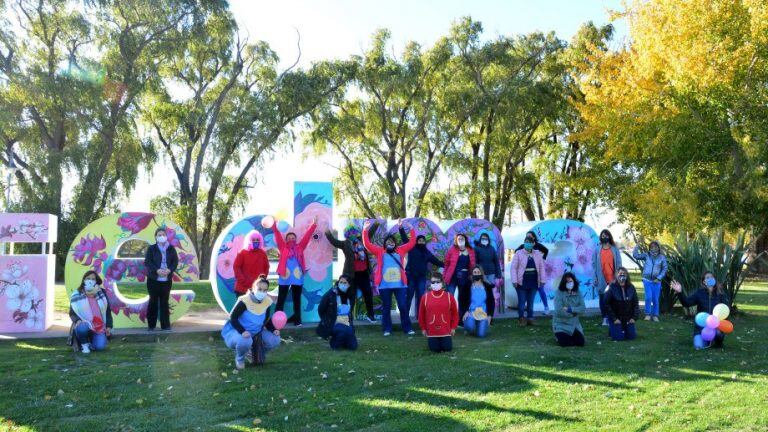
[693,304,733,349]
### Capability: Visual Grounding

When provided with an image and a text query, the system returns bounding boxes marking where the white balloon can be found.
[712,303,730,320]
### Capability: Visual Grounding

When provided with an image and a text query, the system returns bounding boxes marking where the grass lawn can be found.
[3,281,767,432]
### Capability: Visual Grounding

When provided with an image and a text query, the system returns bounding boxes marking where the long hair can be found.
[558,272,579,292]
[454,233,470,248]
[78,270,103,293]
[599,229,616,246]
[701,271,723,294]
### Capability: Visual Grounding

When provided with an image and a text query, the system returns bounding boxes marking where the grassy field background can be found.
[2,280,767,431]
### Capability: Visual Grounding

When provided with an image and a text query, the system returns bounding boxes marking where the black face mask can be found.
[472,275,483,281]
[601,236,609,243]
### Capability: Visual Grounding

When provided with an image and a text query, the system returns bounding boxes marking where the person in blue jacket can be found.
[221,277,281,369]
[317,275,358,350]
[671,272,729,348]
[399,226,444,318]
[463,266,495,338]
[633,241,668,322]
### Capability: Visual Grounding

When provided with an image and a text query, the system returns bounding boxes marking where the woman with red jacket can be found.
[443,234,476,321]
[418,272,459,353]
[267,217,317,327]
[363,220,417,336]
[232,230,270,297]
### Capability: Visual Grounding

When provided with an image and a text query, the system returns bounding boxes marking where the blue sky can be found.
[125,0,628,231]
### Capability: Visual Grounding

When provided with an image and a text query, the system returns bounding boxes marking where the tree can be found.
[145,10,353,277]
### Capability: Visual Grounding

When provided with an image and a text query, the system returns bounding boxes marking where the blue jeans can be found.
[609,322,637,341]
[537,287,549,308]
[516,287,536,320]
[464,315,489,338]
[329,323,358,350]
[406,274,427,317]
[223,330,281,363]
[75,322,108,351]
[643,279,661,317]
[379,288,412,333]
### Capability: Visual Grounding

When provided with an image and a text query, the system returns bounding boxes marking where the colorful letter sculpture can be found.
[210,182,334,322]
[503,219,600,309]
[0,213,57,333]
[64,212,199,328]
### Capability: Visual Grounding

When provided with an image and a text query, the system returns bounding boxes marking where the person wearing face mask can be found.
[632,240,668,322]
[671,272,729,348]
[604,267,639,341]
[222,277,281,369]
[463,266,495,338]
[418,272,459,353]
[363,220,417,336]
[510,236,545,326]
[443,234,477,322]
[317,275,358,350]
[144,227,179,331]
[233,230,270,296]
[269,216,318,327]
[325,224,377,323]
[552,272,586,347]
[593,229,622,326]
[68,271,113,353]
[515,231,550,315]
[399,226,444,318]
[474,232,502,286]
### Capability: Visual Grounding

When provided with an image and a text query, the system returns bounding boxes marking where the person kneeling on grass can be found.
[221,276,281,369]
[604,267,639,341]
[552,272,586,347]
[671,272,729,349]
[317,275,358,350]
[68,270,113,354]
[418,272,459,353]
[463,266,495,338]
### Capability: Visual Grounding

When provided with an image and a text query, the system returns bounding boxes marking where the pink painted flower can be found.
[568,226,595,253]
[117,212,154,235]
[294,202,333,281]
[572,250,594,275]
[216,234,244,280]
[5,280,39,313]
[24,308,43,329]
[543,257,566,287]
[163,227,185,250]
[179,252,195,265]
[105,260,127,282]
[186,264,199,276]
[1,262,28,283]
[72,234,107,266]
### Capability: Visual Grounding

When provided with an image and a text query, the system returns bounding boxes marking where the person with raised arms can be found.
[325,225,377,323]
[671,272,729,348]
[399,225,444,318]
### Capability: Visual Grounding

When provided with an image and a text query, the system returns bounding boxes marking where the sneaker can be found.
[235,359,245,370]
[245,350,253,364]
[407,330,416,335]
[644,315,652,321]
[295,323,303,328]
[652,316,660,322]
[365,317,378,324]
[383,332,391,337]
[81,343,91,354]
[601,318,609,327]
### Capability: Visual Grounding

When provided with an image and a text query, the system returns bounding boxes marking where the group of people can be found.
[67,223,731,368]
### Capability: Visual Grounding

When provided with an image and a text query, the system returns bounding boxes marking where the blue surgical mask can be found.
[705,277,716,288]
[84,279,97,292]
[251,291,267,302]
[338,283,349,292]
[524,241,534,251]
[480,239,489,246]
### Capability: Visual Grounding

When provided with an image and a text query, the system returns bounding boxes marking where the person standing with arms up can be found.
[399,225,444,318]
[325,226,377,323]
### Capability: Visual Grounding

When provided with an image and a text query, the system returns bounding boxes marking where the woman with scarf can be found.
[317,275,358,350]
[363,220,417,336]
[515,231,550,314]
[593,229,623,326]
[510,236,546,326]
[222,276,281,369]
[399,225,444,318]
[269,217,318,327]
[144,227,179,331]
[233,230,270,296]
[671,272,729,348]
[463,266,495,338]
[325,225,377,323]
[443,234,476,321]
[68,270,113,353]
[552,272,586,347]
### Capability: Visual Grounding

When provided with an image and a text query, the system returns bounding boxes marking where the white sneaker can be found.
[366,317,378,324]
[245,350,253,364]
[601,318,609,327]
[644,315,652,321]
[235,359,245,370]
[81,343,91,354]
[652,316,660,322]
[544,306,550,315]
[383,332,391,337]
[407,330,416,335]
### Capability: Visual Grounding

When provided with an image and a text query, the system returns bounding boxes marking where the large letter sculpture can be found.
[0,213,57,333]
[64,213,199,328]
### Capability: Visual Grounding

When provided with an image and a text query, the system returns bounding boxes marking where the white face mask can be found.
[566,281,574,290]
[480,239,489,246]
[156,235,167,244]
[457,239,465,247]
[430,282,443,291]
[84,279,97,292]
[251,291,267,302]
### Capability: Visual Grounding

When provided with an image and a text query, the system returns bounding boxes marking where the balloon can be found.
[695,312,710,328]
[693,334,705,349]
[271,311,287,330]
[261,215,275,229]
[718,319,734,334]
[701,327,716,342]
[705,315,720,329]
[713,303,730,320]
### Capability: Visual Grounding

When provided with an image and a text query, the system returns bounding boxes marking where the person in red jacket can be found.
[418,272,459,353]
[267,216,317,327]
[443,233,476,321]
[363,219,417,336]
[232,230,270,296]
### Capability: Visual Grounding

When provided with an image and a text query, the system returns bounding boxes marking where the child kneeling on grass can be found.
[221,277,281,369]
[316,275,358,350]
[418,272,459,353]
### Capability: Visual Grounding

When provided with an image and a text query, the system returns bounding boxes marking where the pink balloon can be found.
[705,314,720,329]
[271,311,287,330]
[701,327,716,342]
[261,215,275,228]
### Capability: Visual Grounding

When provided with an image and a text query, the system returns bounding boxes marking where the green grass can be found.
[4,282,768,432]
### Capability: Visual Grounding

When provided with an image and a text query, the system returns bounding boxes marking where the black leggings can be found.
[555,330,585,347]
[428,336,453,353]
[276,284,303,325]
[351,270,375,320]
[147,279,172,330]
[457,280,472,320]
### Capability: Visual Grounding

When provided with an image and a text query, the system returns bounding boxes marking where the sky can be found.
[123,0,629,234]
